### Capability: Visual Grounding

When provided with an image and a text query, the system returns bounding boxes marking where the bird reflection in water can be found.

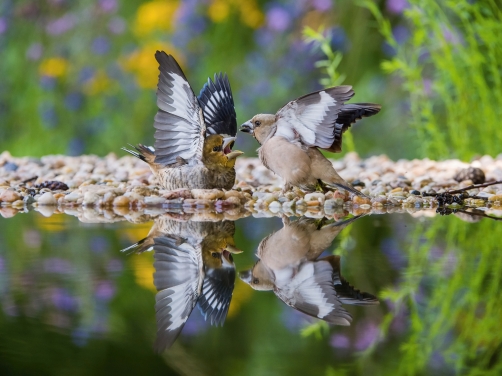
[240,215,378,325]
[121,215,242,352]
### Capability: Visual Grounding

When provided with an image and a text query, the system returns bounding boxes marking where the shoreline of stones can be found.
[1,151,502,221]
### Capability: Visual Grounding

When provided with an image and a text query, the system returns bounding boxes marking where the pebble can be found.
[191,189,224,200]
[0,190,21,203]
[37,192,57,206]
[83,192,100,206]
[113,195,130,207]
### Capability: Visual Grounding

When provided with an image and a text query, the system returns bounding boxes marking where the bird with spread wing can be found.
[240,86,380,196]
[123,51,243,190]
[240,215,378,325]
[121,215,242,352]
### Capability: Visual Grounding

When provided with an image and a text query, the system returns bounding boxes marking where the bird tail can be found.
[338,103,381,125]
[121,144,155,164]
[120,237,152,255]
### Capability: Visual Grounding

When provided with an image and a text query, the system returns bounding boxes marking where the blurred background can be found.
[1,0,500,160]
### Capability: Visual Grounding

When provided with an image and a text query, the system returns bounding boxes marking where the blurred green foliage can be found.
[364,0,502,160]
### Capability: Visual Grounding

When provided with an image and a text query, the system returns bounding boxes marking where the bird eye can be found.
[212,146,220,152]
[253,278,259,284]
[254,121,261,126]
[211,252,219,258]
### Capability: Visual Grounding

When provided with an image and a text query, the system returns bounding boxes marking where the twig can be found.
[446,180,502,194]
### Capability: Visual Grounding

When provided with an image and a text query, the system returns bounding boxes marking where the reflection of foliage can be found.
[380,217,502,375]
[364,0,502,160]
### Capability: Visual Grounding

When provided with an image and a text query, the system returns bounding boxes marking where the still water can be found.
[0,208,501,375]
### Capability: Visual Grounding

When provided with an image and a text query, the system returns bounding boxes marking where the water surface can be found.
[0,209,500,375]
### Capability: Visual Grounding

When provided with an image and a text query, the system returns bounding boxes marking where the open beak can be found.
[226,243,243,254]
[226,150,244,160]
[239,269,252,284]
[222,136,236,154]
[240,120,254,134]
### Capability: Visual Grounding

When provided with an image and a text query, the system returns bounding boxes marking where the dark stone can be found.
[453,167,485,184]
[411,190,421,195]
[3,162,18,171]
[351,179,365,187]
[34,180,69,191]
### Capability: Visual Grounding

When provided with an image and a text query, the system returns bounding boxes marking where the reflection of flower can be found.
[134,1,179,36]
[64,92,84,111]
[99,0,118,13]
[108,16,126,34]
[39,57,68,78]
[0,17,8,34]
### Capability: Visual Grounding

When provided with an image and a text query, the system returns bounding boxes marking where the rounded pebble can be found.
[37,192,57,206]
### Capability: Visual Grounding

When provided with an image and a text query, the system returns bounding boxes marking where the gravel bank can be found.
[1,151,502,220]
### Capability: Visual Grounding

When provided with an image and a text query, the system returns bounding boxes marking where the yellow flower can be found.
[131,252,156,292]
[83,70,113,95]
[122,43,184,89]
[134,0,179,36]
[239,1,264,29]
[35,213,67,232]
[39,57,68,78]
[208,0,230,23]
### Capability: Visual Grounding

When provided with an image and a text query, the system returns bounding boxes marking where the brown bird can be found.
[121,215,242,352]
[240,215,378,325]
[240,86,381,196]
[123,51,243,190]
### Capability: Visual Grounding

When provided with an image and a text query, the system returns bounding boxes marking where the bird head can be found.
[239,260,275,291]
[240,114,276,144]
[202,235,243,269]
[202,134,244,169]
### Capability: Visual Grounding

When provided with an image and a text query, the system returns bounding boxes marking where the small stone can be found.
[83,192,100,206]
[37,192,57,206]
[113,195,130,207]
[488,194,502,202]
[411,190,421,195]
[23,195,36,205]
[64,192,82,202]
[353,196,371,205]
[191,189,225,200]
[144,196,166,206]
[0,190,21,203]
[3,162,18,171]
[325,198,344,207]
[454,167,485,184]
[304,192,325,205]
[224,196,241,206]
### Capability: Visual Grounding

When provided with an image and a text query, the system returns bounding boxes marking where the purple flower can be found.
[330,333,350,349]
[393,25,409,45]
[46,14,77,35]
[79,66,95,83]
[40,75,57,90]
[92,36,111,55]
[26,43,43,61]
[108,16,126,34]
[52,288,79,312]
[107,259,123,273]
[72,327,89,347]
[64,92,84,111]
[312,0,332,11]
[44,258,73,274]
[0,256,4,272]
[67,138,85,156]
[354,321,379,351]
[0,17,7,35]
[95,281,115,301]
[329,27,348,52]
[39,103,58,128]
[99,0,118,13]
[266,7,291,32]
[386,0,408,14]
[442,26,463,45]
[254,29,275,48]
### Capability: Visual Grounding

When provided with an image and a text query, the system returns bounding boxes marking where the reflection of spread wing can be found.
[153,51,205,166]
[275,86,380,152]
[153,236,203,352]
[275,261,352,326]
[198,73,237,138]
[197,263,236,326]
[323,255,379,306]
